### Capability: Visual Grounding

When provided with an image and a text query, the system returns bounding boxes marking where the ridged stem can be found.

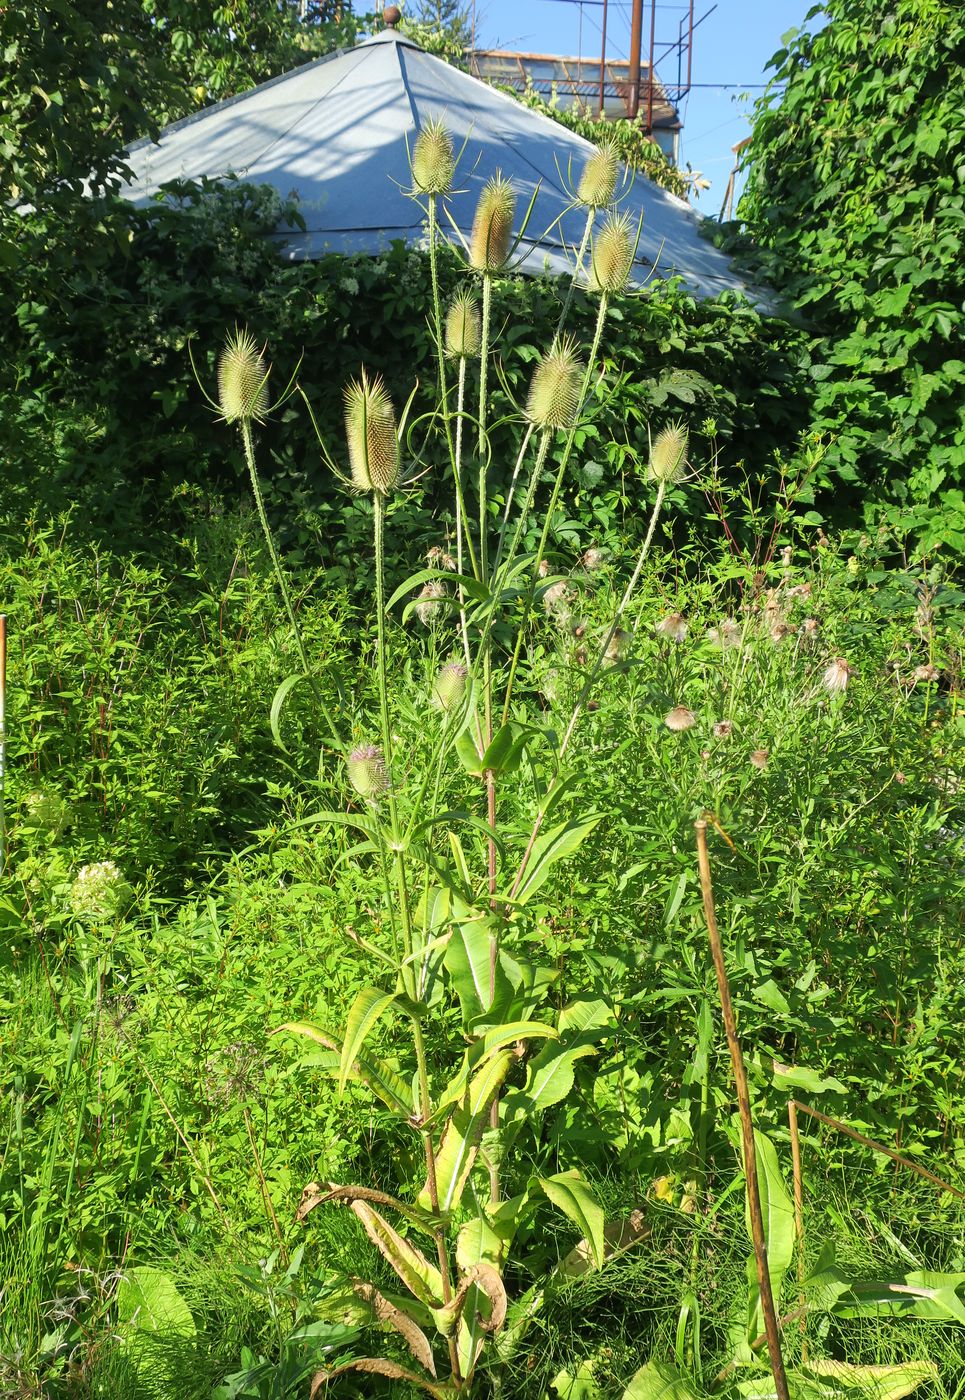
[240,420,340,748]
[455,358,472,663]
[478,273,493,582]
[556,205,596,333]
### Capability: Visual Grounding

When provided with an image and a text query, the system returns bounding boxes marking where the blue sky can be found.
[471,0,822,210]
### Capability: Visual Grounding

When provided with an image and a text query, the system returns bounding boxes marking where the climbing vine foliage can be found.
[737,0,965,547]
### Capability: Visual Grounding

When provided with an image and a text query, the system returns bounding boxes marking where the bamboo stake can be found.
[694,820,790,1400]
[790,1099,965,1200]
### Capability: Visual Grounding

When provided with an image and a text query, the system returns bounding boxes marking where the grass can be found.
[1,489,963,1398]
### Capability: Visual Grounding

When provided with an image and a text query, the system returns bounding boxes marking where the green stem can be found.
[478,273,493,582]
[556,206,596,333]
[500,292,610,725]
[240,420,340,748]
[455,359,473,662]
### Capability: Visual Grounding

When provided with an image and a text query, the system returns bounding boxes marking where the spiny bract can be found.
[445,290,481,358]
[589,212,636,294]
[343,370,401,495]
[577,141,619,208]
[648,421,689,484]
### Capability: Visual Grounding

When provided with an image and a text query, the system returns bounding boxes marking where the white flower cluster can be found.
[69,861,132,923]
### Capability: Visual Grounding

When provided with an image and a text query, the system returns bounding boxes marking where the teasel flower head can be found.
[432,661,468,712]
[468,173,515,272]
[444,288,481,359]
[23,789,68,836]
[822,656,854,694]
[713,719,734,739]
[750,748,769,770]
[346,744,389,801]
[648,421,689,484]
[410,116,455,195]
[217,328,270,424]
[526,335,585,431]
[664,705,697,732]
[577,140,620,208]
[655,612,688,643]
[416,579,447,626]
[588,211,636,294]
[343,369,400,495]
[69,861,132,924]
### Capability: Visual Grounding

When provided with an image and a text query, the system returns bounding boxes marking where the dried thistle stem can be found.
[788,1098,807,1361]
[694,820,790,1400]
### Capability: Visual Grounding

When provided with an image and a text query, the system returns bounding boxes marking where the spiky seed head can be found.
[432,661,468,711]
[23,789,68,835]
[526,336,585,430]
[343,370,400,495]
[69,860,132,923]
[577,141,619,208]
[664,705,697,732]
[468,174,516,272]
[648,421,689,484]
[217,328,270,423]
[411,117,455,195]
[445,290,481,358]
[346,745,389,800]
[589,212,636,294]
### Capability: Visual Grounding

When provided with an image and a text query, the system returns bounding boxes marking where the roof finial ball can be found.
[383,4,401,26]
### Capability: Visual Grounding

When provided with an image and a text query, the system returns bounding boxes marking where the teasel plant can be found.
[201,128,693,1396]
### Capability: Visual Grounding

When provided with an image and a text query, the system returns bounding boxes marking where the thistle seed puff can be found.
[648,421,689,485]
[750,748,769,770]
[346,745,389,800]
[604,628,629,665]
[426,545,458,571]
[664,705,697,732]
[589,212,636,294]
[432,661,468,711]
[468,174,515,273]
[713,720,734,738]
[581,546,607,571]
[526,336,585,431]
[416,579,447,626]
[577,141,619,208]
[217,328,270,424]
[343,370,400,495]
[655,612,688,643]
[410,117,455,195]
[822,657,854,694]
[444,290,481,359]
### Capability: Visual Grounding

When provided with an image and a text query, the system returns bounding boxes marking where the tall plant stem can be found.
[240,421,340,748]
[373,494,417,983]
[478,273,493,582]
[694,820,790,1400]
[555,206,595,333]
[788,1099,808,1362]
[507,480,666,900]
[0,613,6,870]
[455,359,472,662]
[499,291,610,726]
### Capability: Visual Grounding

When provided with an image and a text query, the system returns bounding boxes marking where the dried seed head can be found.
[802,616,820,637]
[655,612,688,643]
[604,627,629,664]
[913,663,939,683]
[416,579,447,626]
[581,546,607,571]
[538,557,551,578]
[444,289,481,358]
[410,117,455,195]
[426,545,458,571]
[432,661,468,711]
[787,582,812,599]
[781,545,793,568]
[468,174,515,272]
[526,336,585,430]
[217,328,269,424]
[346,745,389,800]
[343,370,400,495]
[589,211,636,294]
[577,141,619,208]
[708,616,741,648]
[664,705,697,732]
[23,790,68,835]
[770,622,794,645]
[750,748,769,770]
[713,719,734,738]
[543,579,572,622]
[69,861,132,924]
[822,657,854,694]
[648,421,689,484]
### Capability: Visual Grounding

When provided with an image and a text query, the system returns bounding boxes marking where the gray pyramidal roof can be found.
[122,29,753,301]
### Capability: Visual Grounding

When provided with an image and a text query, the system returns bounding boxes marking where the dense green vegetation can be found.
[1,3,964,1396]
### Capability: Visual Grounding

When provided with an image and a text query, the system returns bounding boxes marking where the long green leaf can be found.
[419,1050,515,1213]
[539,1171,605,1272]
[512,815,603,906]
[744,1128,795,1340]
[444,917,496,1020]
[339,987,399,1096]
[269,672,306,754]
[622,1361,702,1400]
[350,1201,445,1306]
[276,1023,412,1116]
[503,1039,595,1116]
